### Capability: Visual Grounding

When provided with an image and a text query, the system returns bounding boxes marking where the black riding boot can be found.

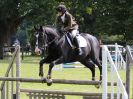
[67,33,74,44]
[73,37,82,55]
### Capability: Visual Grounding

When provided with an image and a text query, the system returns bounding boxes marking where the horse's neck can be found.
[57,35,65,45]
[57,35,70,50]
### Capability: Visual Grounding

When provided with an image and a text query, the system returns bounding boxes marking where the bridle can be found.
[39,32,59,47]
[35,31,59,56]
[46,36,59,46]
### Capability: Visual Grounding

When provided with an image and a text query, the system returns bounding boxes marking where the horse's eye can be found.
[40,32,43,36]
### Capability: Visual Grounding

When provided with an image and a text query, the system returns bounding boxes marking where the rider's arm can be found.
[55,16,62,29]
[64,13,73,31]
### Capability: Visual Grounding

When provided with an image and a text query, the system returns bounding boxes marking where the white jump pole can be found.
[102,46,107,99]
[16,45,21,99]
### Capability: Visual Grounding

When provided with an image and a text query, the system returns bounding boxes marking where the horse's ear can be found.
[34,26,38,31]
[40,26,43,32]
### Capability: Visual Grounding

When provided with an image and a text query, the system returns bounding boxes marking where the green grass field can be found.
[0,56,133,99]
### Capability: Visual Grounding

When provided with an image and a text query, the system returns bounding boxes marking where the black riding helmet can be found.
[56,4,66,13]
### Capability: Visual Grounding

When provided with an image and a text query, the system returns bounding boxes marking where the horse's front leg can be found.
[39,57,50,78]
[46,56,64,86]
[39,59,45,78]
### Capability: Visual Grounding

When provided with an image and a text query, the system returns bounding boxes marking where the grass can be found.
[0,56,133,99]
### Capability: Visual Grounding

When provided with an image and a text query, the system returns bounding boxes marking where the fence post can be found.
[115,43,118,69]
[6,81,9,99]
[11,63,14,99]
[110,63,114,99]
[102,46,107,99]
[1,86,5,99]
[117,79,120,99]
[126,47,130,99]
[16,45,21,99]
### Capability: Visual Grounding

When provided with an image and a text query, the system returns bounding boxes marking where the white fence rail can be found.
[126,45,133,98]
[102,45,128,99]
[115,43,126,69]
[106,44,126,69]
[126,46,133,64]
[0,45,21,99]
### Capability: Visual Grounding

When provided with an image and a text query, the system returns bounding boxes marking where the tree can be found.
[0,0,133,59]
[0,0,57,59]
[94,0,133,43]
[0,0,22,58]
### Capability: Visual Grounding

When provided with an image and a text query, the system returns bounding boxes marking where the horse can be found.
[34,26,102,86]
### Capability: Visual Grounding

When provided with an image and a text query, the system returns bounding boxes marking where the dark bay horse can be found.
[34,26,102,86]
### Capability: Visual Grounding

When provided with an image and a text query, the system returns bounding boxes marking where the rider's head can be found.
[56,4,66,15]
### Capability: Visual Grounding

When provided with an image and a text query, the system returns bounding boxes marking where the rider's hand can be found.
[60,27,65,32]
[64,28,67,31]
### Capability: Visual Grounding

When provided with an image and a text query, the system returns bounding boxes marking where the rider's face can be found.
[58,11,62,16]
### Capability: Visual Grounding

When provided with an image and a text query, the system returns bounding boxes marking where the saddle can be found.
[65,33,87,48]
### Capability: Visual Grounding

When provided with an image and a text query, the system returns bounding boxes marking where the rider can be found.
[55,4,82,55]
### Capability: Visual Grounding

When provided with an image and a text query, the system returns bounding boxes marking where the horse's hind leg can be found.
[80,59,95,81]
[93,59,102,81]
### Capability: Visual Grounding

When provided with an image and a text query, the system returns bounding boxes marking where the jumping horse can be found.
[34,26,102,86]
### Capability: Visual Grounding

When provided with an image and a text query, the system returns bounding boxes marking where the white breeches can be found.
[71,29,79,38]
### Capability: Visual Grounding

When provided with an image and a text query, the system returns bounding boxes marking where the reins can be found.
[47,36,59,46]
[44,31,67,47]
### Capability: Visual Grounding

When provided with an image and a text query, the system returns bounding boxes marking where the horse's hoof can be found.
[42,78,46,83]
[39,73,44,77]
[40,77,46,83]
[47,82,52,86]
[46,79,53,86]
[100,75,102,81]
[47,75,51,79]
[95,84,100,89]
[92,77,95,81]
[95,81,102,89]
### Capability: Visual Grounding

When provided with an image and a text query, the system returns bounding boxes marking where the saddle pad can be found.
[77,35,87,47]
[66,35,74,48]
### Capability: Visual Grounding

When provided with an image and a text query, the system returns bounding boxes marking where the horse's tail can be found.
[99,45,102,62]
[89,36,102,64]
[81,33,102,62]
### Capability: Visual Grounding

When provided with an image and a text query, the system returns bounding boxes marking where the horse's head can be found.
[34,26,60,55]
[34,26,48,55]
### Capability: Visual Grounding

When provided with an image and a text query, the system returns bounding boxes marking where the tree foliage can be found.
[0,0,133,58]
[95,0,133,42]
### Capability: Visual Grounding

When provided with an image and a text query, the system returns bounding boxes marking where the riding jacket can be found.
[56,11,78,32]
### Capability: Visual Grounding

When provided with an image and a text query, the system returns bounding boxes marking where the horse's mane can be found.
[42,26,59,38]
[45,25,56,29]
